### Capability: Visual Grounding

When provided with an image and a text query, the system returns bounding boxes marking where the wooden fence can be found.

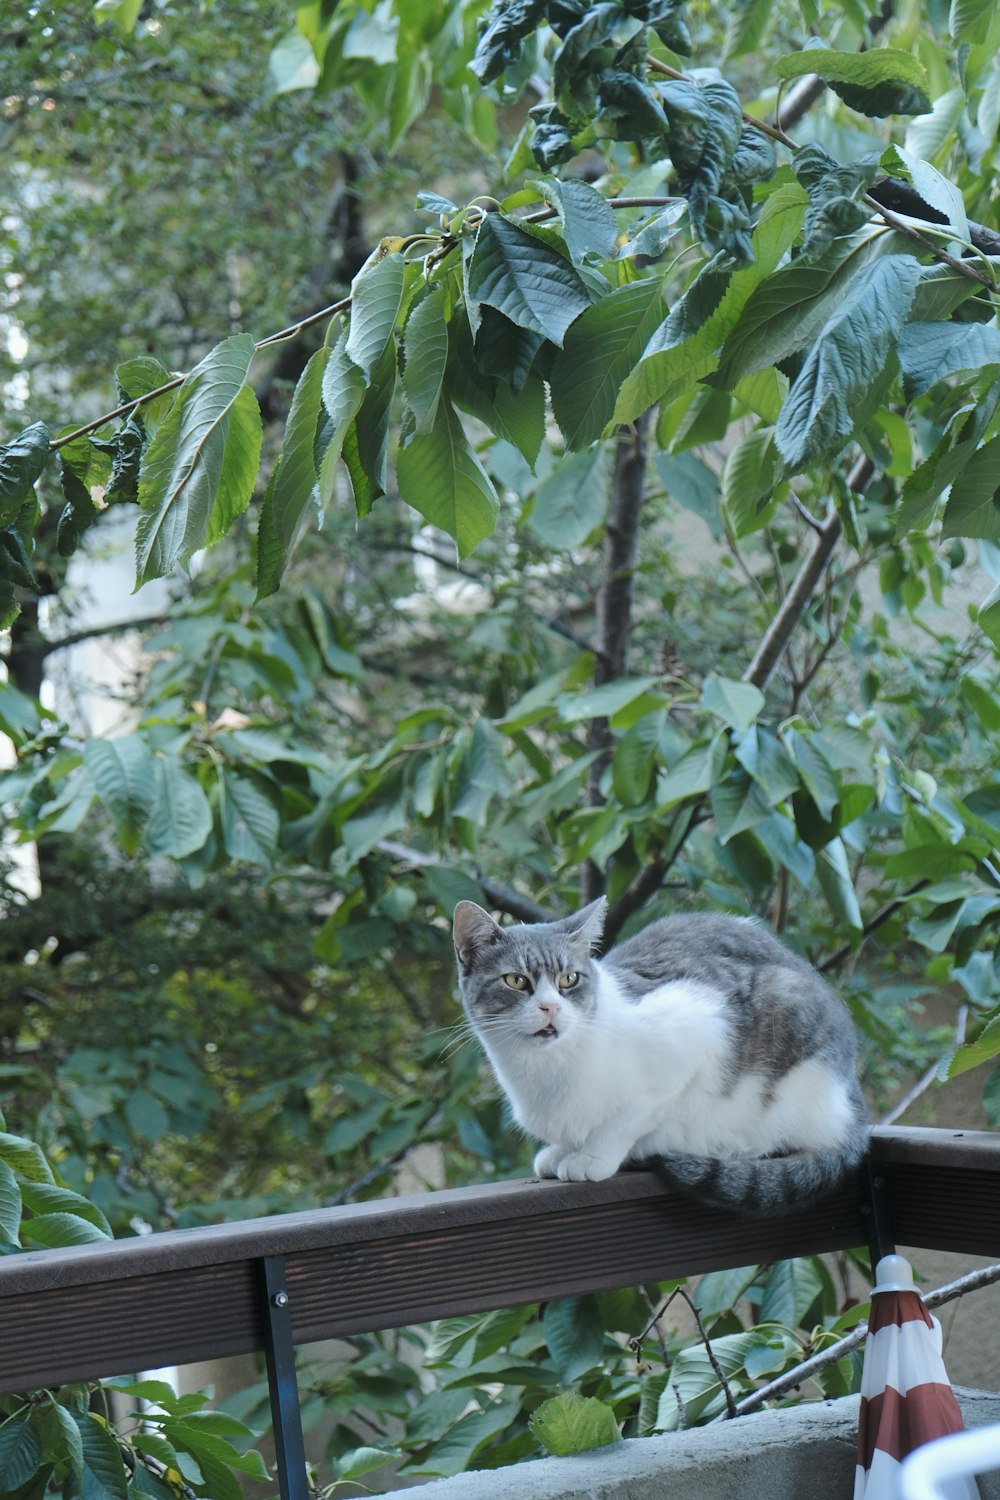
[2,1126,998,1498]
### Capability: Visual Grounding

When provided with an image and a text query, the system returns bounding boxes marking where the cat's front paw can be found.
[533,1145,564,1178]
[544,1150,620,1182]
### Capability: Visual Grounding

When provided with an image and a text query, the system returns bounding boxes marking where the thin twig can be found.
[630,1285,739,1420]
[48,294,352,451]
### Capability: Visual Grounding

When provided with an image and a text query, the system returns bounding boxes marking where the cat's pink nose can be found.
[539,1001,559,1025]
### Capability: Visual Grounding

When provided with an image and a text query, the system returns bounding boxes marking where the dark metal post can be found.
[860,1158,895,1270]
[260,1254,309,1500]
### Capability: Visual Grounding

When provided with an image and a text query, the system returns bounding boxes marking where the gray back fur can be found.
[605,913,868,1213]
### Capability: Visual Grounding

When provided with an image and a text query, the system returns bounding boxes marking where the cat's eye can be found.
[558,971,580,990]
[502,973,529,991]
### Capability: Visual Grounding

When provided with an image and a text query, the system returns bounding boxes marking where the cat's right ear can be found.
[453,901,502,971]
[562,896,607,954]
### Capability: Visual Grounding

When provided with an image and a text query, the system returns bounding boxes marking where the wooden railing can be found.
[2,1126,998,1498]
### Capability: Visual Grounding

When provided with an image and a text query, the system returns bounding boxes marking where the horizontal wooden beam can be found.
[0,1127,996,1397]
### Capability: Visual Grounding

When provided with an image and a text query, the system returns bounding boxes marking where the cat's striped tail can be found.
[641,1132,870,1217]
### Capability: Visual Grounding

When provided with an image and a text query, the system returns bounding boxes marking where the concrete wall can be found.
[404,1389,1000,1500]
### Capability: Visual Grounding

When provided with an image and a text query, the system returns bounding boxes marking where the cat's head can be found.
[452,899,606,1052]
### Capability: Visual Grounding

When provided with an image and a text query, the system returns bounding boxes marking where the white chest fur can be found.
[484,968,733,1149]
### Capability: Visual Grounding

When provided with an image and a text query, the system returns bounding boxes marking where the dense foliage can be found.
[3,0,1000,1492]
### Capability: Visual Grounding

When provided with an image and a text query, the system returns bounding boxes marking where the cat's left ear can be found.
[453,901,502,971]
[562,896,607,954]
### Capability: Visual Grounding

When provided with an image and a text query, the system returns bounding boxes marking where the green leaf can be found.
[946,1011,1000,1077]
[135,333,262,585]
[109,1379,181,1408]
[616,182,807,421]
[694,1265,759,1319]
[617,201,687,260]
[815,837,862,930]
[0,1131,55,1184]
[471,0,545,82]
[403,289,449,435]
[466,213,592,347]
[532,177,617,263]
[0,422,50,525]
[721,425,778,537]
[656,1332,759,1430]
[319,330,367,498]
[656,735,726,809]
[0,1414,42,1491]
[93,0,142,33]
[421,864,485,913]
[83,735,156,857]
[557,675,661,724]
[543,1295,606,1384]
[52,1403,85,1480]
[711,773,773,843]
[528,445,611,548]
[338,1445,401,1481]
[343,3,398,63]
[904,87,965,159]
[530,1394,622,1457]
[979,583,1000,648]
[219,769,280,865]
[897,322,1000,400]
[404,1402,519,1477]
[115,355,176,427]
[941,437,1000,541]
[146,759,214,861]
[57,457,101,559]
[724,0,772,59]
[126,1087,170,1142]
[18,1181,111,1237]
[659,75,743,195]
[450,330,546,465]
[345,251,406,379]
[550,277,665,450]
[396,400,499,558]
[787,731,839,819]
[881,144,968,243]
[760,1257,825,1326]
[20,1211,110,1247]
[351,336,395,501]
[613,713,663,806]
[0,525,35,590]
[388,50,432,149]
[162,1417,269,1480]
[774,44,931,115]
[701,676,764,733]
[775,255,923,472]
[950,0,995,42]
[736,726,799,804]
[0,1158,21,1244]
[256,346,330,600]
[0,683,42,746]
[453,717,511,823]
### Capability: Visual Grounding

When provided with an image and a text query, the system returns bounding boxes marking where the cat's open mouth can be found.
[533,1024,559,1040]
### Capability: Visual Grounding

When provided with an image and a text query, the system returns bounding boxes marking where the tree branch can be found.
[743,455,873,693]
[36,614,168,661]
[583,414,650,904]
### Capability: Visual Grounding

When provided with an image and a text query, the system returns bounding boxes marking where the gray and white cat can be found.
[453,898,869,1216]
